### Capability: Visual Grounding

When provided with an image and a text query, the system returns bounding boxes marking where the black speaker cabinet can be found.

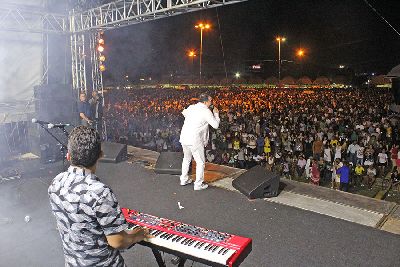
[99,142,128,163]
[232,165,280,199]
[154,152,184,175]
[392,78,400,105]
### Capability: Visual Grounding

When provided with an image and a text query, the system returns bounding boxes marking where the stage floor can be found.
[1,158,400,266]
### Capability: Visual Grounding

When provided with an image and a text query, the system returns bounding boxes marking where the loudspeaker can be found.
[99,142,127,163]
[232,165,280,199]
[392,78,400,105]
[154,152,183,175]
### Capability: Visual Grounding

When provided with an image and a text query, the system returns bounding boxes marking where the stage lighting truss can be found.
[0,5,67,34]
[90,31,105,94]
[4,1,248,95]
[71,33,88,94]
[70,0,248,32]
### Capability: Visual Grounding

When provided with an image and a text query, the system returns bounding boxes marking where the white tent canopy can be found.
[387,64,400,78]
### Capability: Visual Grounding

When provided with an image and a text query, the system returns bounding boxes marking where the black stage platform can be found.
[1,159,400,267]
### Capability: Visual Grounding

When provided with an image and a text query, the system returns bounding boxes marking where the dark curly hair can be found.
[68,126,101,168]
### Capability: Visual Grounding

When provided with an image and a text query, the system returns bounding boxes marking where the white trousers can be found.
[181,145,205,187]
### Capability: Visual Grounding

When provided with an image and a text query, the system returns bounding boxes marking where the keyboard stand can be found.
[151,249,166,267]
[151,249,187,267]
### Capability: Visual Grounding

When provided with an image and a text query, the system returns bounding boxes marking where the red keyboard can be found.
[122,208,252,267]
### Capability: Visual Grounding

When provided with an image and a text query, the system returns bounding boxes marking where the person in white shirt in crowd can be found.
[235,147,247,169]
[377,149,388,178]
[179,94,220,190]
[296,154,307,177]
[323,143,332,163]
[334,144,342,161]
[356,143,365,165]
[305,156,312,179]
[347,140,359,165]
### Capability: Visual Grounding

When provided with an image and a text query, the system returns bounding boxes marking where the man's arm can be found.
[80,112,91,123]
[95,188,151,249]
[106,227,151,249]
[205,107,220,129]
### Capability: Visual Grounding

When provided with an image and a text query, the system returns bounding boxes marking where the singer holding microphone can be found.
[179,94,220,191]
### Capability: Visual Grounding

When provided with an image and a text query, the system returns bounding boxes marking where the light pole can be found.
[296,48,305,75]
[187,50,197,78]
[276,36,286,83]
[195,23,210,81]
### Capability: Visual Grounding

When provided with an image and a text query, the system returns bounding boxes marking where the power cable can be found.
[363,0,400,37]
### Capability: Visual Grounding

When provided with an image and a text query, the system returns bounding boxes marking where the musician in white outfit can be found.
[180,94,220,190]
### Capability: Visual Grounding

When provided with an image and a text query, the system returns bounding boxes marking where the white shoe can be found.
[180,179,193,186]
[194,183,208,191]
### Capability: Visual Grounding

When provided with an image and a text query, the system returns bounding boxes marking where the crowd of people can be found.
[103,86,400,192]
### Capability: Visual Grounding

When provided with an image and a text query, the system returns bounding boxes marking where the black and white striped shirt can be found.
[48,166,128,267]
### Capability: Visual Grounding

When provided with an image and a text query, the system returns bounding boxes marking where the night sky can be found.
[103,0,400,82]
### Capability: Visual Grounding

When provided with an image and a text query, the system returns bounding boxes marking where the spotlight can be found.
[97,45,104,53]
[99,64,106,72]
[99,55,106,62]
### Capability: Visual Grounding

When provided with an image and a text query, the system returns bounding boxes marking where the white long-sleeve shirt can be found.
[179,102,220,149]
[347,143,360,154]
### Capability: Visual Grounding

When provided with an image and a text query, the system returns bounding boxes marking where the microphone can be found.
[48,123,71,129]
[32,118,50,125]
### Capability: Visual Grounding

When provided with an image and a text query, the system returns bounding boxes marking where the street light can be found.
[187,50,197,77]
[296,48,305,75]
[187,50,197,62]
[195,23,211,81]
[276,36,286,83]
[296,48,305,57]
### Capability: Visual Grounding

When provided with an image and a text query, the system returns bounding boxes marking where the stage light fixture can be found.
[99,55,106,62]
[99,64,106,72]
[97,45,104,52]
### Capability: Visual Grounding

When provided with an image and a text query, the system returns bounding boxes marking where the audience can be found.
[103,86,397,191]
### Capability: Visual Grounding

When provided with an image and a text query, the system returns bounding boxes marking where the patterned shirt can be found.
[48,166,128,267]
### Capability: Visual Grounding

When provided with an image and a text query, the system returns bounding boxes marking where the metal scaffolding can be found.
[41,30,49,85]
[0,4,68,85]
[0,5,68,34]
[89,31,104,94]
[70,32,87,94]
[2,0,248,93]
[70,0,248,32]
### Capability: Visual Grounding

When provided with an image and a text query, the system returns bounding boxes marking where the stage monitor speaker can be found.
[392,78,400,105]
[99,142,127,163]
[232,165,280,199]
[154,152,183,175]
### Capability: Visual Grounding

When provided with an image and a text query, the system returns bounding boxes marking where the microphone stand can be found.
[37,124,68,171]
[59,126,70,171]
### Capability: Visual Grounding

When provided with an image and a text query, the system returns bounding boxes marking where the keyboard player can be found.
[48,126,152,267]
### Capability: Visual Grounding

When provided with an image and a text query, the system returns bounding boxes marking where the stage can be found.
[1,149,400,266]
